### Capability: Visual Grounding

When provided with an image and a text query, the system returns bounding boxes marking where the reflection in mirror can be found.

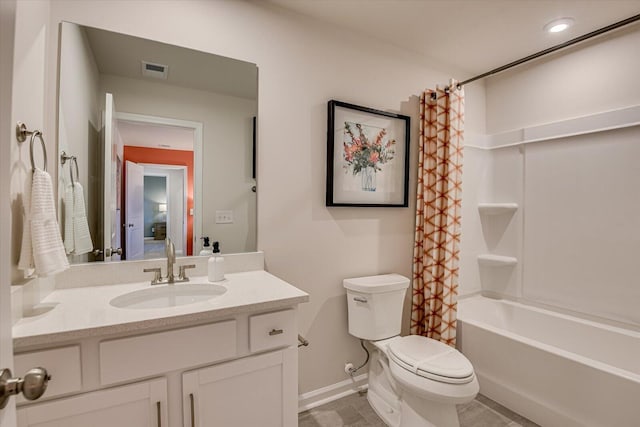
[57,22,258,264]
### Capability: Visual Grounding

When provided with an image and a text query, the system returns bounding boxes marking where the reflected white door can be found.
[125,161,145,260]
[103,93,122,261]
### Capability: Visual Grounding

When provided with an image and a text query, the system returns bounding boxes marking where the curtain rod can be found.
[457,13,640,88]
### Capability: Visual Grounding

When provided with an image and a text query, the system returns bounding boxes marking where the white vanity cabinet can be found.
[16,378,168,427]
[14,307,301,427]
[12,270,308,427]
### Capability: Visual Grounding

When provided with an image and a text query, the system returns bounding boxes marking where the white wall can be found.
[486,25,640,134]
[482,25,640,326]
[43,0,486,394]
[100,74,257,254]
[9,0,57,317]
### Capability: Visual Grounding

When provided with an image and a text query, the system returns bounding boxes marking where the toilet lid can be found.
[388,335,474,384]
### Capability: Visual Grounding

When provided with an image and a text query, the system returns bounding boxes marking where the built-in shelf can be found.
[477,254,518,267]
[477,203,519,215]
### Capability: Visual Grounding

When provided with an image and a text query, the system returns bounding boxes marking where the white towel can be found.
[18,168,69,277]
[63,182,93,255]
[63,184,74,254]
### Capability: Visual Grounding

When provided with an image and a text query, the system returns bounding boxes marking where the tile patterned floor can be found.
[299,392,539,427]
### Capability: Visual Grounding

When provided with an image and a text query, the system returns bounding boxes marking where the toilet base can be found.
[400,393,460,427]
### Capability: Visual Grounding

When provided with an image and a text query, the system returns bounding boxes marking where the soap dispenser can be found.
[199,237,213,256]
[207,241,225,282]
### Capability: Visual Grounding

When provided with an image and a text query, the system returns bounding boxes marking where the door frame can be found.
[115,112,202,256]
[1,0,17,423]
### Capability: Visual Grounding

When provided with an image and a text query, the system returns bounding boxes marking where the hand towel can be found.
[63,184,74,254]
[72,182,93,255]
[18,168,69,277]
[63,182,93,255]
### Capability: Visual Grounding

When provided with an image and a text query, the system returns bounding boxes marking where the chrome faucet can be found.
[165,238,176,283]
[143,238,195,285]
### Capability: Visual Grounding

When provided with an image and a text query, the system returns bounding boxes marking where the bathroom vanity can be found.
[12,261,308,427]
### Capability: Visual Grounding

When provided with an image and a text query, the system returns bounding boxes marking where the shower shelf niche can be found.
[477,254,518,267]
[477,203,518,215]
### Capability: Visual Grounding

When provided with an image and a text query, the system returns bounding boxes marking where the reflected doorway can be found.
[117,115,198,259]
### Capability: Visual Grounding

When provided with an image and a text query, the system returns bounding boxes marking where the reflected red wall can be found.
[123,146,194,255]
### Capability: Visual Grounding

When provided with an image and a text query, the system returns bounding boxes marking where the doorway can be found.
[116,113,201,258]
[142,165,187,258]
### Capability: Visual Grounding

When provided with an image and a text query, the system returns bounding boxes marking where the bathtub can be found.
[457,295,640,427]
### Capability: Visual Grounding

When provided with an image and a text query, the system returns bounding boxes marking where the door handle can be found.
[105,247,123,257]
[189,393,195,427]
[0,367,51,409]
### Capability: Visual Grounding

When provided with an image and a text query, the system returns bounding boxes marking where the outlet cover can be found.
[215,210,233,224]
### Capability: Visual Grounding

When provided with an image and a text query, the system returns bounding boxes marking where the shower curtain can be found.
[411,82,464,347]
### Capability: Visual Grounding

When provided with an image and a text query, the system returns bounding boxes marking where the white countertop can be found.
[13,270,309,349]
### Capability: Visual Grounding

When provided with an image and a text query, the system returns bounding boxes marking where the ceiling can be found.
[117,120,195,151]
[267,0,640,77]
[84,26,258,100]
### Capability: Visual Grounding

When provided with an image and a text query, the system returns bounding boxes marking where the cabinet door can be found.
[16,378,167,427]
[183,348,297,427]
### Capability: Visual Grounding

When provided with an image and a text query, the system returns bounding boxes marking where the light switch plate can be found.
[215,210,233,224]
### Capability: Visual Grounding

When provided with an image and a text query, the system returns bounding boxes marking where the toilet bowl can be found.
[343,274,478,427]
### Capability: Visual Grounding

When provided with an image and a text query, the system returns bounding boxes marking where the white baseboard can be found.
[298,374,368,413]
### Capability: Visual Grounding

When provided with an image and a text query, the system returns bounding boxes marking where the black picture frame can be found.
[326,100,410,207]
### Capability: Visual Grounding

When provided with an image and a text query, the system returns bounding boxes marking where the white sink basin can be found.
[110,283,227,309]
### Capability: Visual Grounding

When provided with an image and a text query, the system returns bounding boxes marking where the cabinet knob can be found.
[0,367,51,408]
[269,329,284,336]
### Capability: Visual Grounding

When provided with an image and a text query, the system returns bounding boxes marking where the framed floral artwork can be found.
[326,100,410,207]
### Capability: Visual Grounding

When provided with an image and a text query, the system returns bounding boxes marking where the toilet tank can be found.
[343,274,410,341]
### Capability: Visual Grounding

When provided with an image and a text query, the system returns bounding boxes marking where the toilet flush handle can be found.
[353,296,368,303]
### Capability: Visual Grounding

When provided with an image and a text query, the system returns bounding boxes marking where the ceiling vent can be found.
[141,61,168,79]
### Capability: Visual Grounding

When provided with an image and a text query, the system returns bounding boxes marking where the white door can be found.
[0,0,16,421]
[2,0,47,424]
[16,378,167,427]
[103,93,122,261]
[125,161,145,260]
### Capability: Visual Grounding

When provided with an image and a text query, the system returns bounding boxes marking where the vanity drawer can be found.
[100,320,237,385]
[15,346,82,403]
[249,309,296,353]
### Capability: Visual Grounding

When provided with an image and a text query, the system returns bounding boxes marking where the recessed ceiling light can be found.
[544,18,575,33]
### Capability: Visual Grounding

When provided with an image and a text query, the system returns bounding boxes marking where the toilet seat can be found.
[388,335,474,384]
[386,335,479,404]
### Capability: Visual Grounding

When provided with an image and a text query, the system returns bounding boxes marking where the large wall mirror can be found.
[57,22,258,264]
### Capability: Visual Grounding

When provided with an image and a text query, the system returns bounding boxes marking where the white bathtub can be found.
[457,295,640,427]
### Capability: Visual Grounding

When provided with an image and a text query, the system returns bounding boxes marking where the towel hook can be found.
[16,122,47,172]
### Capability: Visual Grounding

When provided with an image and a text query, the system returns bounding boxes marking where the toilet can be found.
[343,274,478,427]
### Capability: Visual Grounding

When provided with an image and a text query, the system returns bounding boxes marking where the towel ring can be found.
[16,122,47,172]
[61,151,79,185]
[70,157,79,186]
[29,131,47,172]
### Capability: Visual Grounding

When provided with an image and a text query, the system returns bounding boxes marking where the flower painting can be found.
[342,122,396,191]
[327,100,410,207]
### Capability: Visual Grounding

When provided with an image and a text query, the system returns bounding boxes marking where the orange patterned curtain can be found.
[411,82,464,347]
